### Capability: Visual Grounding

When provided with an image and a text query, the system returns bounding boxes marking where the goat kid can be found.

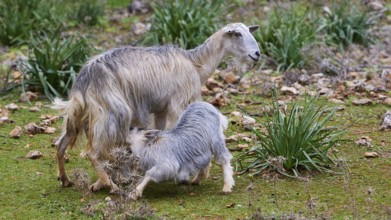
[126,102,234,200]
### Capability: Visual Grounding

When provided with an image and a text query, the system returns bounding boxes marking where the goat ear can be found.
[144,129,160,145]
[248,25,259,33]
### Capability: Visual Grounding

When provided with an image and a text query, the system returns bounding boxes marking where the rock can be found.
[221,71,239,84]
[242,115,256,125]
[380,110,391,131]
[230,111,242,117]
[383,98,391,106]
[24,123,45,134]
[201,86,210,96]
[238,144,249,150]
[127,0,150,14]
[298,74,310,85]
[328,98,345,104]
[318,88,334,97]
[368,1,384,11]
[27,150,43,159]
[209,92,229,107]
[132,22,150,35]
[310,73,325,82]
[29,106,40,112]
[352,98,372,106]
[206,78,224,90]
[44,127,56,134]
[0,116,14,124]
[364,152,379,158]
[5,103,19,111]
[9,126,23,138]
[281,86,299,96]
[355,136,372,147]
[20,91,38,102]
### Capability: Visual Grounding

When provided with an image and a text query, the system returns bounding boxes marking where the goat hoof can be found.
[58,176,73,187]
[89,180,104,192]
[191,180,200,186]
[178,180,190,185]
[128,190,140,201]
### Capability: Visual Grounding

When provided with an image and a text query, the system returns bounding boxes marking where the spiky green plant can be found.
[237,95,344,177]
[68,0,105,26]
[0,0,64,46]
[318,2,375,50]
[254,6,317,71]
[22,30,92,100]
[143,0,227,49]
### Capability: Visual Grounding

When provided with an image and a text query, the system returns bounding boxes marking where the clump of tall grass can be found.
[254,6,317,71]
[237,94,344,177]
[318,2,375,50]
[0,0,64,46]
[67,0,105,26]
[143,0,227,49]
[22,30,92,100]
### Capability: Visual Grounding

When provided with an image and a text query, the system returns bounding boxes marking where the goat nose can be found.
[255,51,260,57]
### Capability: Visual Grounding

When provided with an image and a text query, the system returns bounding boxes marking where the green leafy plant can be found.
[237,94,344,177]
[22,30,92,100]
[318,2,375,50]
[254,6,317,71]
[0,0,64,46]
[68,0,105,26]
[143,0,227,49]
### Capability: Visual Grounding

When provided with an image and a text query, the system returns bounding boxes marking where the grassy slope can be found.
[0,92,390,219]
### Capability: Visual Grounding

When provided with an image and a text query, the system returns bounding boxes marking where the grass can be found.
[253,5,317,71]
[0,92,390,219]
[142,0,227,49]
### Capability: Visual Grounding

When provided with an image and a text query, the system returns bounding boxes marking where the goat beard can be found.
[233,57,254,74]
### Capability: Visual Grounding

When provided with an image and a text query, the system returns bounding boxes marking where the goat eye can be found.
[234,32,242,37]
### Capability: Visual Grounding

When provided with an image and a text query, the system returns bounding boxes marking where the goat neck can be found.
[187,31,226,83]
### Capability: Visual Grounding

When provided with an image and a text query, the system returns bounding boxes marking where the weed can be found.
[0,0,64,46]
[67,0,105,26]
[237,94,345,176]
[318,2,375,50]
[254,6,317,71]
[143,0,228,49]
[22,29,91,100]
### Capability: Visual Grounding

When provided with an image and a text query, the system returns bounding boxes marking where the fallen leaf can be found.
[9,126,23,138]
[27,150,43,159]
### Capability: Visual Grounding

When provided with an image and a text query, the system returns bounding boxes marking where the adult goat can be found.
[54,23,259,193]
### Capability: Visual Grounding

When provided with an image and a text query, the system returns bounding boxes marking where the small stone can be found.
[281,86,299,95]
[9,126,23,138]
[352,98,372,106]
[328,98,345,104]
[226,203,235,208]
[20,91,38,102]
[355,136,372,147]
[208,92,229,107]
[230,111,242,117]
[0,116,14,124]
[27,150,43,159]
[383,98,391,106]
[24,123,45,134]
[221,71,239,84]
[44,127,56,134]
[206,78,224,90]
[364,152,379,158]
[380,110,391,131]
[368,1,384,11]
[242,116,256,125]
[238,144,249,150]
[132,22,150,35]
[29,106,40,112]
[5,103,19,111]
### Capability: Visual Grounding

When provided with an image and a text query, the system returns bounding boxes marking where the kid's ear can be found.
[144,130,161,145]
[248,25,259,33]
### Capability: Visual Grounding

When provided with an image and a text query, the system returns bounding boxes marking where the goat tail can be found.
[53,92,86,149]
[219,113,229,131]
